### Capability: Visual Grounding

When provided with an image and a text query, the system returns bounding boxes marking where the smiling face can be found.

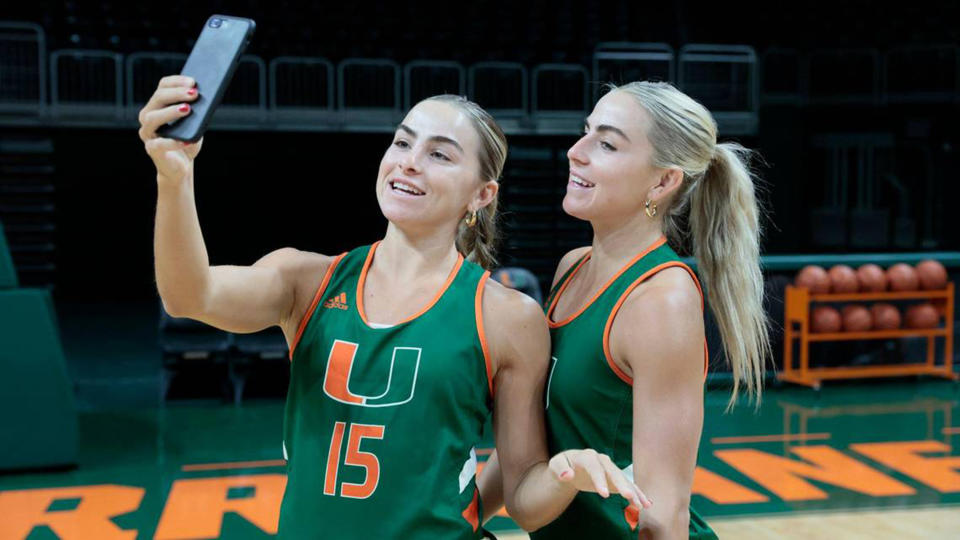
[376,99,488,234]
[564,90,670,224]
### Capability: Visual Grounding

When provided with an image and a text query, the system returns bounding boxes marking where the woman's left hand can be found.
[549,449,653,511]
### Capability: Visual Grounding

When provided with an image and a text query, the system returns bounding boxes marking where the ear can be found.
[647,167,683,202]
[470,180,499,212]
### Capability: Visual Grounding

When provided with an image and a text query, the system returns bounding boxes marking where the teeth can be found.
[570,174,594,188]
[391,181,424,195]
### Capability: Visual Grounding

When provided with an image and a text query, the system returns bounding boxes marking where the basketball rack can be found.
[780,283,957,389]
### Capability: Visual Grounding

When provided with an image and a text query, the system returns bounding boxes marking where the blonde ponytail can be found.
[615,81,769,406]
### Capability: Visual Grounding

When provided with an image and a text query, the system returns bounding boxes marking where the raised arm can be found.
[140,75,333,343]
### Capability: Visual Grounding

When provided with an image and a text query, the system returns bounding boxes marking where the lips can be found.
[568,172,595,189]
[389,178,425,196]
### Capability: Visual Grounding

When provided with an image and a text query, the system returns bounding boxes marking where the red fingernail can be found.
[178,104,190,113]
[560,470,572,479]
[187,88,197,95]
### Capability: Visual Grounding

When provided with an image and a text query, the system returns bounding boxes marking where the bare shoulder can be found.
[481,278,546,333]
[255,248,340,330]
[254,247,337,288]
[634,265,703,309]
[254,247,333,273]
[612,266,704,379]
[551,246,591,289]
[480,278,550,373]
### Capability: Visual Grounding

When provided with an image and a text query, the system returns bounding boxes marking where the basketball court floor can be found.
[1,302,958,539]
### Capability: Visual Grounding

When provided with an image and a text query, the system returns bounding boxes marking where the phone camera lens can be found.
[209,18,223,28]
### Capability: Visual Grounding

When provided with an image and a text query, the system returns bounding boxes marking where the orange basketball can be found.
[887,263,919,292]
[857,264,887,292]
[811,306,842,333]
[905,303,939,329]
[796,265,831,294]
[829,265,859,293]
[916,260,947,290]
[841,305,873,332]
[870,303,901,330]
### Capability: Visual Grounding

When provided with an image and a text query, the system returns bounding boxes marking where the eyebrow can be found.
[397,124,464,153]
[584,119,631,142]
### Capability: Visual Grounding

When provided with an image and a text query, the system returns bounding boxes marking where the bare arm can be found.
[482,281,647,531]
[612,268,706,539]
[141,75,331,342]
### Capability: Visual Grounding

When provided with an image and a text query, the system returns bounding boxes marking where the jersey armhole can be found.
[288,252,347,361]
[602,261,708,385]
[475,271,495,399]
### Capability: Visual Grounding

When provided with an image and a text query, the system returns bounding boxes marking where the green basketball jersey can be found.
[279,242,493,539]
[530,236,717,540]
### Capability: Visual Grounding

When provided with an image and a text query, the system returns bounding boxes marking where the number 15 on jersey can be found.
[323,422,385,499]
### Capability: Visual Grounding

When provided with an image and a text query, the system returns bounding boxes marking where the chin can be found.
[562,195,594,221]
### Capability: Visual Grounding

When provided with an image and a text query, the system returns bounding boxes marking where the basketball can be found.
[828,265,859,293]
[887,263,919,292]
[857,264,887,292]
[870,303,901,330]
[905,303,939,329]
[841,305,873,332]
[916,260,947,290]
[795,265,831,294]
[810,306,842,333]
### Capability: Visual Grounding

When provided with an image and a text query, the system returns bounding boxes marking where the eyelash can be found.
[582,129,617,152]
[394,140,451,161]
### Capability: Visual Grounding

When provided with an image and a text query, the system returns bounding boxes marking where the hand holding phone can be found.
[156,15,256,142]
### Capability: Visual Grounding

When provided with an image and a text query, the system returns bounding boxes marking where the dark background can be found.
[2,1,959,302]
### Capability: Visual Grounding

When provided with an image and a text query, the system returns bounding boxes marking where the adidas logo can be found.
[323,292,349,310]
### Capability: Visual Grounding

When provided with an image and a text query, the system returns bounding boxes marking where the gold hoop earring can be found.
[465,210,478,227]
[644,199,658,218]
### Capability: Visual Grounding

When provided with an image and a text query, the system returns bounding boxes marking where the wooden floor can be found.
[496,506,960,539]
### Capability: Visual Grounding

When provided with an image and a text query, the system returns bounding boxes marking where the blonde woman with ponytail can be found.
[479,81,768,538]
[141,80,646,538]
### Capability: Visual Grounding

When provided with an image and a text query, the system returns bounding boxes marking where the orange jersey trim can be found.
[601,261,709,386]
[462,488,480,531]
[547,235,667,328]
[475,271,495,398]
[356,241,465,327]
[289,252,347,361]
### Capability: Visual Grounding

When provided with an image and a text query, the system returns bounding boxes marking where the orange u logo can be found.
[322,340,421,407]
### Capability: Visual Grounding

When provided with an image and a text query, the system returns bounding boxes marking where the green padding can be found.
[0,289,77,470]
[0,221,18,289]
[680,251,960,272]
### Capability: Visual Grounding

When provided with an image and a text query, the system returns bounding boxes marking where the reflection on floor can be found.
[1,302,958,538]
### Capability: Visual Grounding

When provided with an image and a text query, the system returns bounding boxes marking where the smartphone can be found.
[157,15,256,142]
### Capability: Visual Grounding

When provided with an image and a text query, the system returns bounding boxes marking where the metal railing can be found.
[0,22,46,115]
[5,21,950,135]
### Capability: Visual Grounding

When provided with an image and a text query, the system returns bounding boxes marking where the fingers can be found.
[138,77,198,133]
[598,455,651,510]
[157,75,195,89]
[548,451,575,482]
[142,86,198,117]
[555,450,654,512]
[573,450,610,498]
[139,103,193,142]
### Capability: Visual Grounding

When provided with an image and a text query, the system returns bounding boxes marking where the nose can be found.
[567,135,589,166]
[398,145,423,175]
